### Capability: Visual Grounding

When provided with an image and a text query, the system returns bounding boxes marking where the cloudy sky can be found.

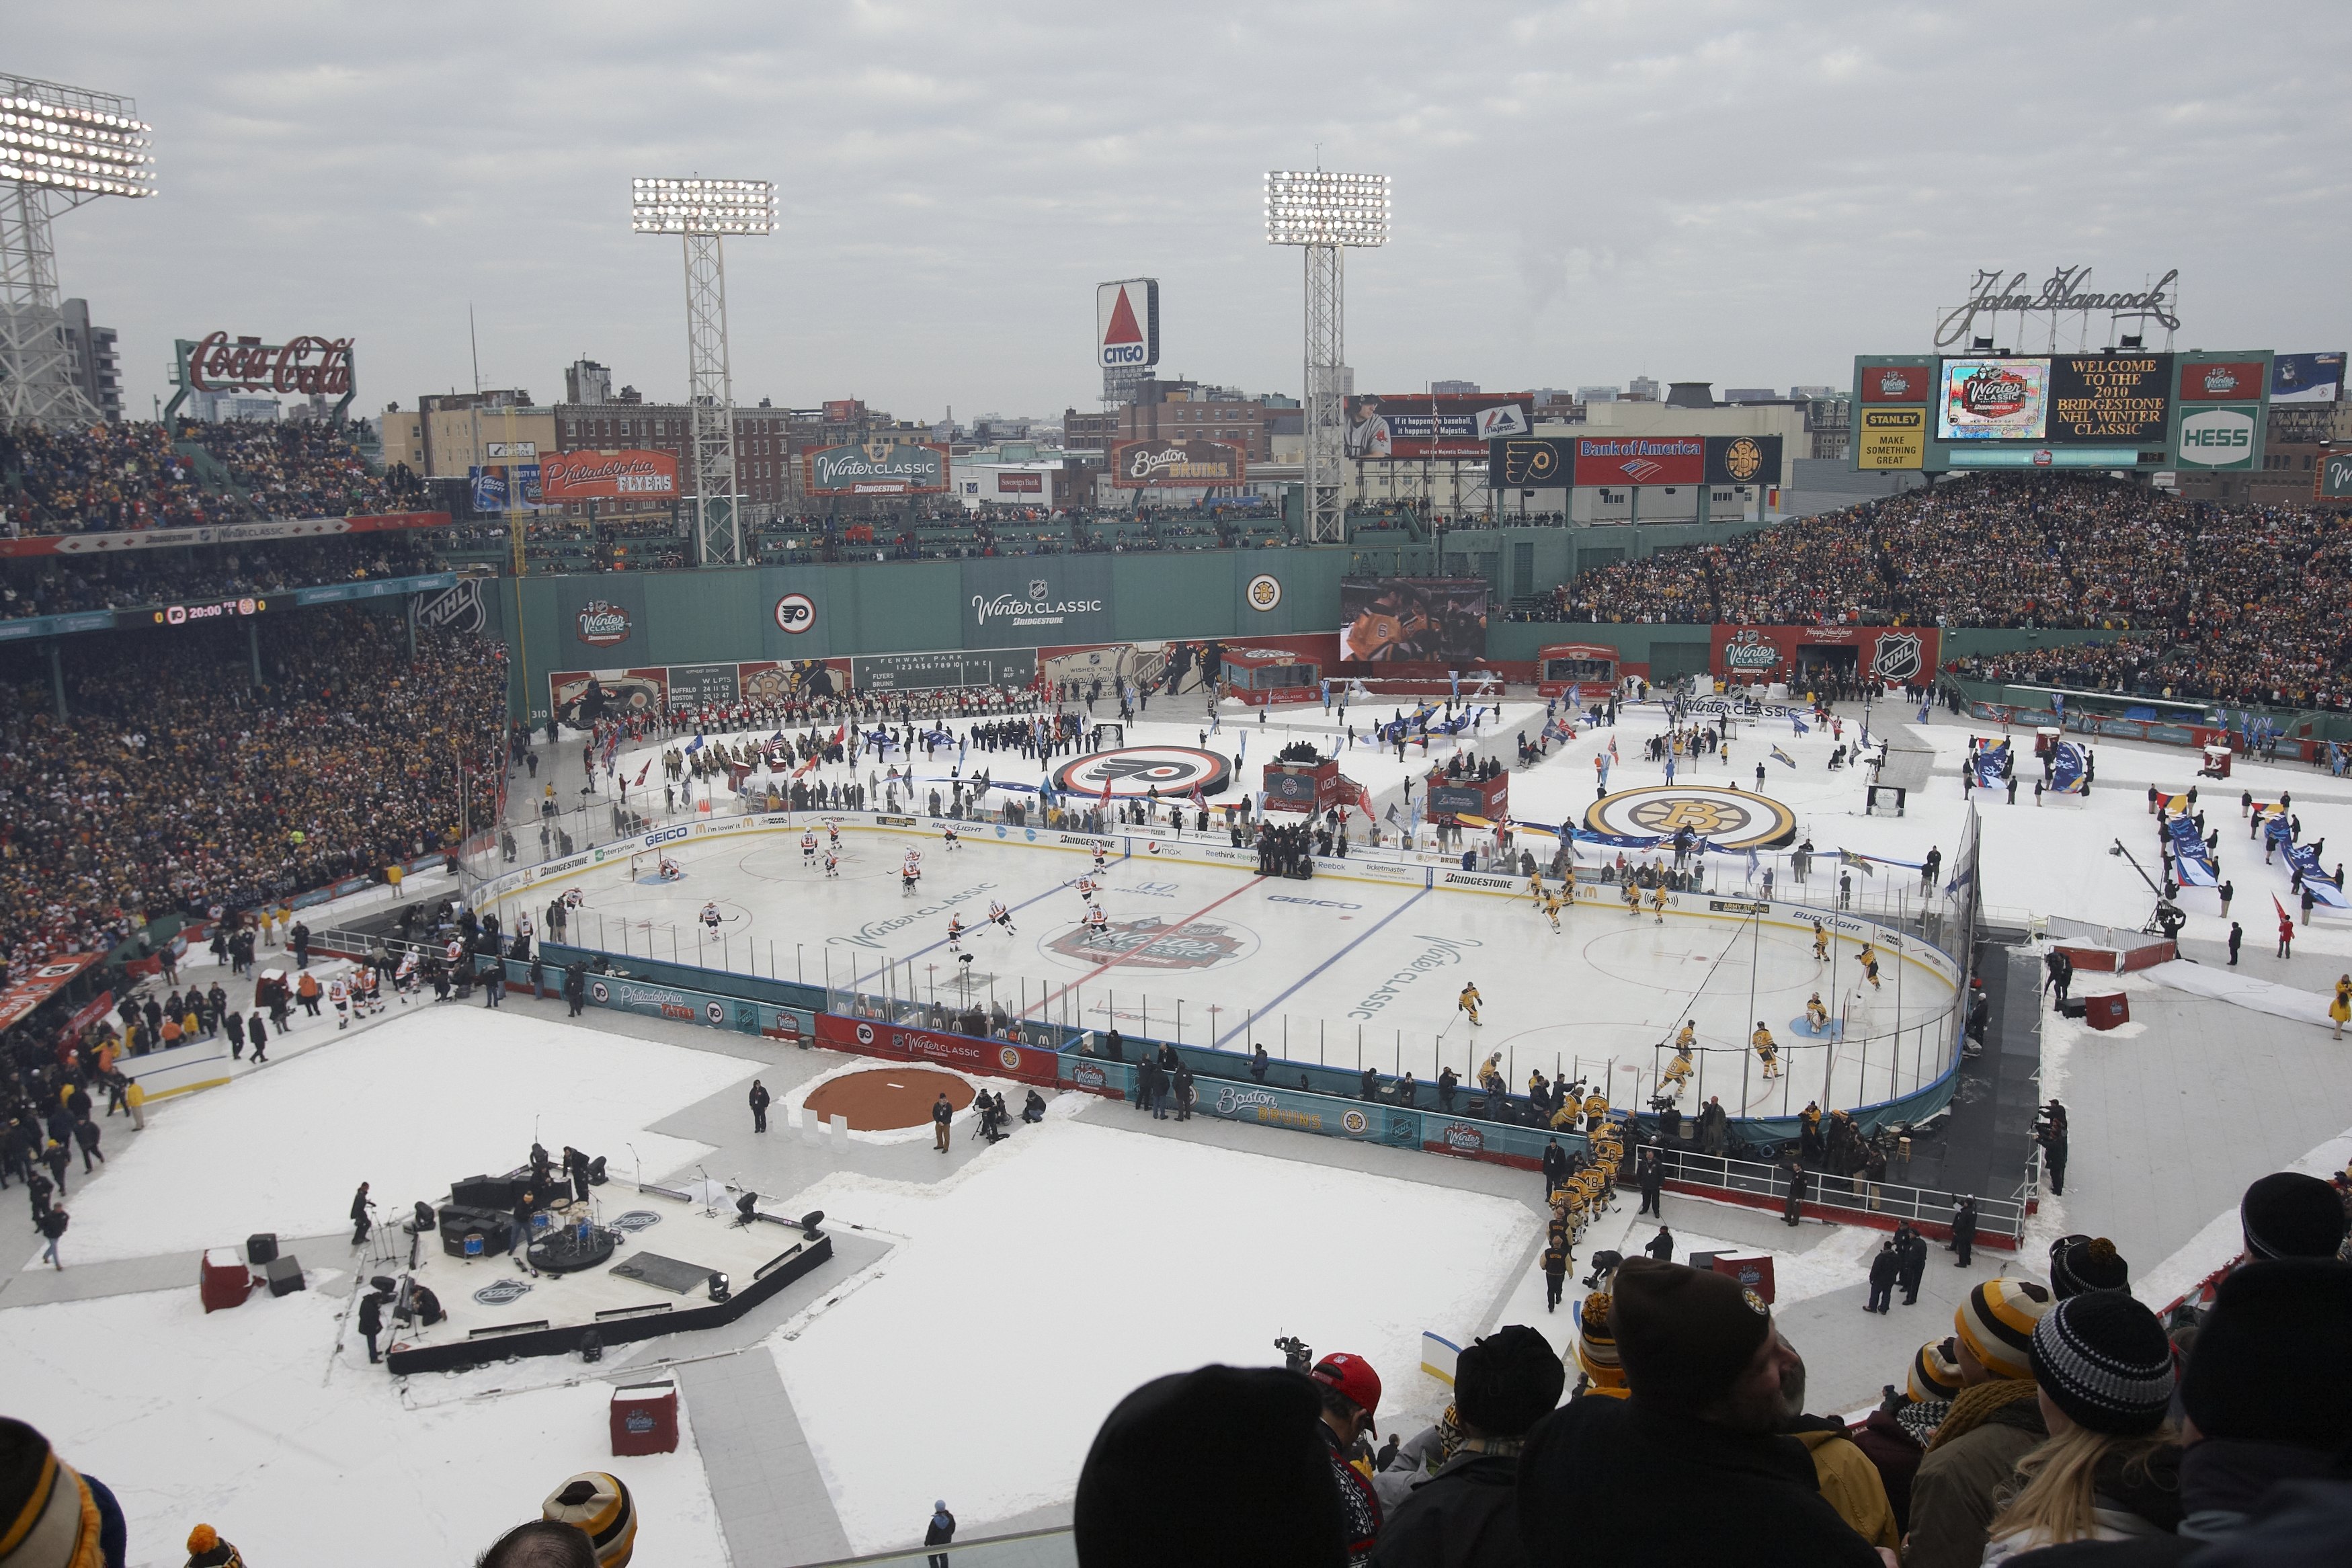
[16,1,2351,423]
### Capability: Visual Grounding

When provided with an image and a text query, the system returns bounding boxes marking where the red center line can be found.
[1022,878,1263,1019]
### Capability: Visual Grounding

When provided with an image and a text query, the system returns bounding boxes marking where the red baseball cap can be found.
[1309,1353,1381,1417]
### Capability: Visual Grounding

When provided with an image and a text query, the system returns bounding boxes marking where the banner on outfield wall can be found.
[0,511,454,560]
[813,1012,1062,1084]
[1711,625,1941,686]
[549,659,850,724]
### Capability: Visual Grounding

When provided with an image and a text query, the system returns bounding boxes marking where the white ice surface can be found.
[48,1007,758,1266]
[768,1117,1538,1553]
[0,1283,724,1568]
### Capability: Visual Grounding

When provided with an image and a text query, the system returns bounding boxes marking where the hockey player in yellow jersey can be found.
[1752,1020,1781,1078]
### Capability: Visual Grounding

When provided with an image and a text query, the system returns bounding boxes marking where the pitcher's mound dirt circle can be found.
[805,1067,975,1131]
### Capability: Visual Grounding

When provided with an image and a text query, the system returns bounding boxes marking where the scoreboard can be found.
[1852,350,2273,475]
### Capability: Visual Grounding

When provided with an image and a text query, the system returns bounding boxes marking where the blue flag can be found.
[1771,746,1796,769]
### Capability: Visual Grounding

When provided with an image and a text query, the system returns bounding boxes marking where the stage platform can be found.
[383,1182,834,1374]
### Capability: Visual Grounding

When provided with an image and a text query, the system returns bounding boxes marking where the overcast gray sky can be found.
[15,1,2351,423]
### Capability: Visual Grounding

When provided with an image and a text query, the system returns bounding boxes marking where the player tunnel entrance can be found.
[1793,644,1859,682]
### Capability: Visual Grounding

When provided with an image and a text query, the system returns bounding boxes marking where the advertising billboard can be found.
[2175,406,2260,470]
[2177,360,2266,401]
[1938,358,2050,440]
[1856,407,1927,470]
[803,440,950,496]
[1859,363,1935,403]
[1571,435,1704,487]
[1704,435,1783,487]
[537,448,680,502]
[1487,437,1575,489]
[2046,355,2173,443]
[2318,448,2352,502]
[2271,353,2346,404]
[1108,439,1246,489]
[1346,394,1532,459]
[1339,578,1488,664]
[1097,280,1160,375]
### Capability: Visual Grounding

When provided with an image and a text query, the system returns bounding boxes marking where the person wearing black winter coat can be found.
[70,1117,101,1173]
[358,1290,386,1362]
[1894,1223,1928,1305]
[748,1079,771,1132]
[1866,1241,1900,1313]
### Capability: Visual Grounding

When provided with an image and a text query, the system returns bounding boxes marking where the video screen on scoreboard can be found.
[1340,577,1489,664]
[1938,358,2050,441]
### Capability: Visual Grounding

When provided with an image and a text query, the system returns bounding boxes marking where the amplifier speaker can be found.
[450,1175,524,1210]
[438,1205,514,1257]
[2056,997,2088,1019]
[246,1233,278,1266]
[263,1255,305,1297]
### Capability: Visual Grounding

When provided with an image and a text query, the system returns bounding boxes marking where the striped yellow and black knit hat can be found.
[543,1473,636,1567]
[1908,1337,1962,1403]
[1575,1290,1627,1392]
[0,1419,105,1568]
[184,1523,245,1568]
[1956,1277,2054,1381]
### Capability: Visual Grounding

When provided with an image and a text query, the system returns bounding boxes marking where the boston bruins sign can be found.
[1586,785,1797,851]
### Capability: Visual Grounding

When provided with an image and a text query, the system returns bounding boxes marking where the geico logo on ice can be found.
[647,827,690,846]
[1269,895,1363,909]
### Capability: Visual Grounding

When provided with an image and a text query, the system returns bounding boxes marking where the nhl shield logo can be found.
[1871,632,1923,683]
[1027,579,1051,602]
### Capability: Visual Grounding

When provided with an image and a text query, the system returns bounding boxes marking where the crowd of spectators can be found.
[0,606,505,981]
[0,417,428,537]
[0,533,450,620]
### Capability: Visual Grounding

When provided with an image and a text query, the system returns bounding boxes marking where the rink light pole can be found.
[631,177,774,567]
[1,75,156,425]
[1264,167,1387,544]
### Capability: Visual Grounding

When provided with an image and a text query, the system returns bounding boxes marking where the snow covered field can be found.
[45,1007,759,1266]
[3,1283,725,1568]
[770,1115,1539,1553]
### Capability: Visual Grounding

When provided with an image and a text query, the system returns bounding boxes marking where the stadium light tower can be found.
[1266,167,1387,544]
[0,74,155,427]
[632,176,774,567]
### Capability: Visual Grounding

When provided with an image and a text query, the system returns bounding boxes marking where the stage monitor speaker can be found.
[246,1233,278,1266]
[450,1175,524,1211]
[2056,997,2089,1019]
[263,1255,305,1297]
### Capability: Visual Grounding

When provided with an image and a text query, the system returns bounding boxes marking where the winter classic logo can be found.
[1870,631,1924,682]
[1723,630,1781,672]
[1246,573,1283,612]
[576,600,632,647]
[1045,916,1256,971]
[1050,745,1233,799]
[1440,1122,1485,1153]
[971,577,1104,630]
[1587,785,1798,850]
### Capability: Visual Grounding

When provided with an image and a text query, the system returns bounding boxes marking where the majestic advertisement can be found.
[537,448,680,501]
[1108,439,1246,488]
[1571,436,1704,487]
[962,559,1115,647]
[803,440,951,495]
[1339,578,1489,664]
[1346,394,1533,460]
[1703,435,1783,487]
[1856,407,1927,470]
[1708,624,1941,689]
[2046,355,2173,443]
[2271,352,2346,405]
[1487,437,1575,489]
[1938,358,2051,440]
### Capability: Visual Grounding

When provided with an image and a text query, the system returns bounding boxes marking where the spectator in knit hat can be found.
[1074,1364,1346,1567]
[184,1523,246,1567]
[1979,1291,2181,1562]
[1775,1335,1900,1553]
[2014,1259,2352,1565]
[2238,1171,2349,1262]
[2050,1235,2132,1299]
[0,1416,128,1568]
[1906,1278,2056,1568]
[1848,1338,1963,1538]
[1516,1257,1882,1567]
[1369,1326,1562,1568]
[1570,1288,1628,1401]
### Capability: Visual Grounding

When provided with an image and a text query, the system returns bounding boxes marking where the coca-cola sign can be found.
[184,332,354,397]
[576,600,633,647]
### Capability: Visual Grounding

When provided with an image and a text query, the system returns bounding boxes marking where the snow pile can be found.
[0,1284,725,1567]
[52,1008,758,1265]
[770,1118,1537,1551]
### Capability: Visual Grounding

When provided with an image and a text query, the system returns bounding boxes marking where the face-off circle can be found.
[1050,745,1231,798]
[1586,784,1797,850]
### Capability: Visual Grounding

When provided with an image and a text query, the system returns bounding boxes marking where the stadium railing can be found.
[799,1528,1074,1567]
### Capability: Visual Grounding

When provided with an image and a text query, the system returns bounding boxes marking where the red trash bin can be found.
[2084,993,2130,1030]
[610,1381,679,1456]
[200,1247,251,1313]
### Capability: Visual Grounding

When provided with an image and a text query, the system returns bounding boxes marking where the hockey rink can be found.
[549,825,1956,1117]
